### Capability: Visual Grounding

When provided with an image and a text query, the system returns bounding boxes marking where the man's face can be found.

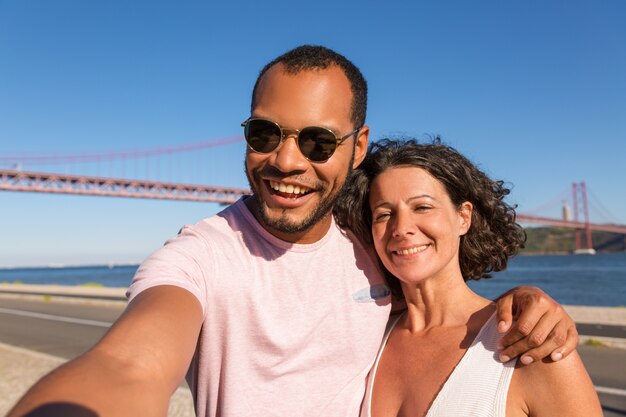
[245,63,369,244]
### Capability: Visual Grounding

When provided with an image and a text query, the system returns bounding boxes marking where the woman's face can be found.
[369,166,472,285]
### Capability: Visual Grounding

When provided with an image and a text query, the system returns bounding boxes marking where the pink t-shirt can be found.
[128,198,391,417]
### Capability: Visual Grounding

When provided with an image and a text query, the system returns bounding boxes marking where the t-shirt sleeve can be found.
[126,224,213,316]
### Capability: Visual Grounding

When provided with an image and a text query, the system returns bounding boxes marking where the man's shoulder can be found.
[332,222,384,272]
[172,199,264,251]
[334,223,374,254]
[184,199,249,234]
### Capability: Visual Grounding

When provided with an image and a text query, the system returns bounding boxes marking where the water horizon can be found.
[2,253,625,307]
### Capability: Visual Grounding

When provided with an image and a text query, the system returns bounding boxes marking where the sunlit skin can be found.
[368,166,602,417]
[245,63,369,244]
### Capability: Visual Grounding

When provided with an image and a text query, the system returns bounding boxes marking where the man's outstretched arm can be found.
[494,286,578,365]
[7,285,203,417]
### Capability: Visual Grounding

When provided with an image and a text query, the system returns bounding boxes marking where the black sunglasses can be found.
[241,118,362,163]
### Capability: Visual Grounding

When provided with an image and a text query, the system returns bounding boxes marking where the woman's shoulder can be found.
[508,350,602,416]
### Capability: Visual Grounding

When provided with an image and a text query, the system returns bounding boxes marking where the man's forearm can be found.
[7,350,174,417]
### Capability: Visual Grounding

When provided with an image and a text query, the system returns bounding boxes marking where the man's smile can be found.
[268,180,313,199]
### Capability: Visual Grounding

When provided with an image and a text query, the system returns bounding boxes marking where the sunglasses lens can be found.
[244,119,282,153]
[298,127,337,162]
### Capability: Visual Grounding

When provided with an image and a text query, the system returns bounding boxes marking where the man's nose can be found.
[272,134,308,173]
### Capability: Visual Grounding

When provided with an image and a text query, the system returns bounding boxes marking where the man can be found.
[9,45,578,417]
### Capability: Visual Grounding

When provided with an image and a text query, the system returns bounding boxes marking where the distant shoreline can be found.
[0,283,127,303]
[0,263,140,271]
[1,282,624,309]
[3,251,626,270]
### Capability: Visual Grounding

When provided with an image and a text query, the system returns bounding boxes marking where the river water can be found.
[467,253,626,307]
[1,253,625,307]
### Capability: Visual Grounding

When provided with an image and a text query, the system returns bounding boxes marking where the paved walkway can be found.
[565,305,626,326]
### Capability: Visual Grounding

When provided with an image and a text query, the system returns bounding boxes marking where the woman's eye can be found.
[373,212,390,221]
[414,205,431,212]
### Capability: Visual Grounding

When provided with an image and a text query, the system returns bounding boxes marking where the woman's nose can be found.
[392,209,416,238]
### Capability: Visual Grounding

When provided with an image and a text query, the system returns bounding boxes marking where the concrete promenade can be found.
[1,284,625,416]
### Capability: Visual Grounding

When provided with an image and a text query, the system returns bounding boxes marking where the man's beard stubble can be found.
[243,148,355,236]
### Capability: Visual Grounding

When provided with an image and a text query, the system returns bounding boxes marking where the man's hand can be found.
[495,286,578,365]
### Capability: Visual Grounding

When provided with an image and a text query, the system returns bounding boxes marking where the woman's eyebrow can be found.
[371,194,436,211]
[407,194,434,203]
[371,200,391,211]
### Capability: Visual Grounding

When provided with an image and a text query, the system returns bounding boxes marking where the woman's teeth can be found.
[395,245,429,255]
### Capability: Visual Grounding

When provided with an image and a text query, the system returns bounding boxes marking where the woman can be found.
[335,139,601,417]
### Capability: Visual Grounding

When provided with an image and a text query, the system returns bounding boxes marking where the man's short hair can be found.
[251,45,368,129]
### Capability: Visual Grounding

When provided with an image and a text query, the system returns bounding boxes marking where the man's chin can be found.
[258,209,315,235]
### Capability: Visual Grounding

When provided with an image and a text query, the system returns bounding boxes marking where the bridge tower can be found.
[562,200,572,221]
[572,181,594,253]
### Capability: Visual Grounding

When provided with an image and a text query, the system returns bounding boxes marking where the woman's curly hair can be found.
[335,138,526,296]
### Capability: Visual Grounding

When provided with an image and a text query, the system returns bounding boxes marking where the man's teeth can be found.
[396,245,429,255]
[269,181,310,195]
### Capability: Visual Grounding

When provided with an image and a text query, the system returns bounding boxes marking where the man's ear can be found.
[459,201,473,236]
[352,125,369,169]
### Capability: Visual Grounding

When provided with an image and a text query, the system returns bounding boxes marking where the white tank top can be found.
[361,312,516,417]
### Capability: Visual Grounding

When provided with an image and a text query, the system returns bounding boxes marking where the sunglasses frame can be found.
[241,117,362,163]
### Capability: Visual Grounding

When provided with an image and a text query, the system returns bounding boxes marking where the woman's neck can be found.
[401,272,492,333]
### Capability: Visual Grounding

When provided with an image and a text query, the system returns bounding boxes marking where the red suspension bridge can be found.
[2,137,625,252]
[516,181,626,253]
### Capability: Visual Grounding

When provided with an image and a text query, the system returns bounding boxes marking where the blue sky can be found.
[1,0,625,267]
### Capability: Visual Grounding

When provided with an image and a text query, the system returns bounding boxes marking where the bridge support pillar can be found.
[572,182,594,251]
